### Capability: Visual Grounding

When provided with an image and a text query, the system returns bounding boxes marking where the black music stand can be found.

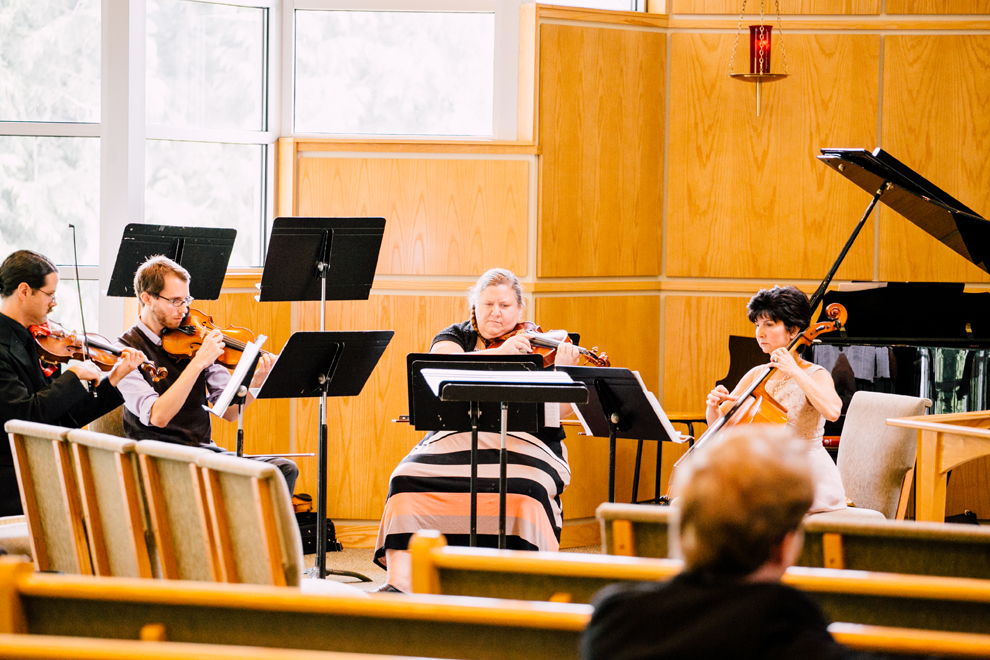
[408,356,542,549]
[257,217,386,580]
[256,330,393,580]
[107,224,237,300]
[406,353,544,430]
[558,367,682,504]
[423,368,588,549]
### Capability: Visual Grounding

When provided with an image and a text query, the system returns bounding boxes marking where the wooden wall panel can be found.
[536,295,662,510]
[663,294,759,413]
[295,157,529,277]
[538,24,664,277]
[887,0,990,13]
[191,294,292,457]
[880,35,990,283]
[667,33,879,280]
[293,295,466,519]
[671,0,879,12]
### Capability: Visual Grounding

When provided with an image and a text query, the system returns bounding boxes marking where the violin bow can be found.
[68,224,96,390]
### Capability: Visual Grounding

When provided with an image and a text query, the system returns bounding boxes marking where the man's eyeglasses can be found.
[152,293,194,308]
[32,288,57,302]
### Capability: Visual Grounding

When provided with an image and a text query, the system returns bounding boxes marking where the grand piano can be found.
[811,149,990,423]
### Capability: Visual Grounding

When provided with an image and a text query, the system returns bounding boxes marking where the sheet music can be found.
[571,404,594,437]
[208,334,267,418]
[631,371,685,443]
[420,368,575,397]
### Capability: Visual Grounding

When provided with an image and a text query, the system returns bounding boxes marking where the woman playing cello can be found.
[373,268,581,592]
[706,286,846,514]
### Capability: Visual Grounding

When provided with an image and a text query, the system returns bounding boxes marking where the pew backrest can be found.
[65,429,155,578]
[597,502,990,579]
[0,558,588,660]
[0,634,447,660]
[5,421,89,574]
[410,531,990,635]
[133,441,216,581]
[194,451,302,587]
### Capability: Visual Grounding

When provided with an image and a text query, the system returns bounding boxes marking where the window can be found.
[145,0,273,268]
[0,0,102,332]
[294,8,495,136]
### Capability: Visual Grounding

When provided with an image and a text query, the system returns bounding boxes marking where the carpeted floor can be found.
[304,544,602,592]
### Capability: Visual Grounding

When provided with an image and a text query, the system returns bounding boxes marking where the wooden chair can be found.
[0,634,445,660]
[409,531,990,635]
[597,502,990,579]
[5,420,90,574]
[0,557,587,660]
[64,429,155,578]
[133,440,217,581]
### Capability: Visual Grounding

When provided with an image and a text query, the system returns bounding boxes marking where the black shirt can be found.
[582,571,860,660]
[0,312,124,515]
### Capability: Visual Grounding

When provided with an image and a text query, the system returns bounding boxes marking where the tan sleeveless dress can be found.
[758,363,847,514]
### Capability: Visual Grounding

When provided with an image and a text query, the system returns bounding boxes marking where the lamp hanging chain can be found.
[775,0,789,75]
[727,0,747,75]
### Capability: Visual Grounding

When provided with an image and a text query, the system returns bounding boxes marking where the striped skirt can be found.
[374,429,571,568]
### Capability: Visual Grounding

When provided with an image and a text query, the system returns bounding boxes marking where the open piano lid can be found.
[818,148,990,273]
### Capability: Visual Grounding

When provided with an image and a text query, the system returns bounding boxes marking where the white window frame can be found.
[286,0,518,140]
[99,0,280,334]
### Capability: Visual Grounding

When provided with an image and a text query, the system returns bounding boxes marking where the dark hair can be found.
[747,285,811,333]
[0,250,58,298]
[134,255,191,301]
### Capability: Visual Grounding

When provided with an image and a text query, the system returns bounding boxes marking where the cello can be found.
[660,302,848,502]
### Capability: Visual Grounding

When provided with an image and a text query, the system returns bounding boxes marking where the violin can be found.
[31,321,167,382]
[161,308,271,369]
[488,321,610,368]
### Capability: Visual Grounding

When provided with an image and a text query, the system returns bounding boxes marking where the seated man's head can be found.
[671,425,813,581]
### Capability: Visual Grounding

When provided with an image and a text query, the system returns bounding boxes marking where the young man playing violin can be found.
[0,250,146,517]
[116,255,297,494]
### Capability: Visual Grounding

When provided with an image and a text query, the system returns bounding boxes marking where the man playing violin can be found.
[0,250,146,517]
[116,255,297,494]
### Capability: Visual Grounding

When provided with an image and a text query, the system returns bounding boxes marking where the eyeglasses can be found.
[152,293,194,308]
[32,288,57,302]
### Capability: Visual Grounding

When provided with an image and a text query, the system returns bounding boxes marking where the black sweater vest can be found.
[119,326,214,447]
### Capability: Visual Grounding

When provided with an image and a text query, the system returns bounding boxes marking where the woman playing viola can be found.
[705,286,846,514]
[373,268,580,592]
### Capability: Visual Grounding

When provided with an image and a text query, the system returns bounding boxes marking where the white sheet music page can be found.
[208,334,268,418]
[420,368,575,397]
[631,371,686,443]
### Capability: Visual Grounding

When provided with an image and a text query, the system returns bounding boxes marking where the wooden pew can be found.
[597,502,990,579]
[0,634,443,660]
[827,624,990,658]
[0,558,587,660]
[409,531,990,635]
